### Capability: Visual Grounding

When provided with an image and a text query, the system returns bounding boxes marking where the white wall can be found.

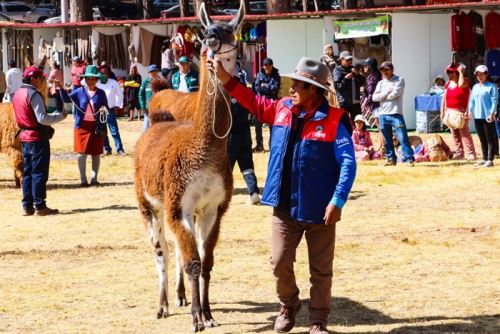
[392,12,453,129]
[267,19,324,74]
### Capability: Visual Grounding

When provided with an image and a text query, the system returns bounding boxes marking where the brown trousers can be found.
[270,208,336,324]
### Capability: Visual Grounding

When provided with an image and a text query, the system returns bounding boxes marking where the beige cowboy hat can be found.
[282,57,334,94]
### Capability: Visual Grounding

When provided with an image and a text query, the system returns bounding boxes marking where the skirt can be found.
[74,120,104,155]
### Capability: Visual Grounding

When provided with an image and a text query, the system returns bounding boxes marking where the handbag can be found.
[86,94,108,138]
[443,108,466,129]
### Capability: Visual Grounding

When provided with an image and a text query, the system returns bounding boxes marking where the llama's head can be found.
[199,0,245,78]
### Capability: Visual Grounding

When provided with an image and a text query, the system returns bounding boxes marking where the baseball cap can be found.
[379,61,394,71]
[354,114,366,123]
[339,51,353,60]
[446,63,460,72]
[178,56,190,63]
[474,65,488,73]
[72,56,82,62]
[263,58,273,65]
[148,64,159,72]
[23,65,47,79]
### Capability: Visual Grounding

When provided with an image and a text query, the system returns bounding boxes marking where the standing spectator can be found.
[469,65,498,167]
[97,65,125,156]
[441,63,476,161]
[362,57,383,148]
[6,60,23,102]
[139,64,160,131]
[48,62,64,112]
[209,56,356,334]
[372,61,414,166]
[70,56,87,91]
[171,56,199,93]
[58,66,109,186]
[124,65,142,121]
[13,66,67,216]
[319,44,336,75]
[228,62,261,205]
[0,67,6,102]
[161,39,175,72]
[352,114,381,161]
[252,58,281,152]
[333,51,365,120]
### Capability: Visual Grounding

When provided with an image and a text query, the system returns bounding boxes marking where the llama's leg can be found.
[196,210,221,328]
[174,213,204,332]
[7,147,23,188]
[149,210,170,319]
[175,245,188,307]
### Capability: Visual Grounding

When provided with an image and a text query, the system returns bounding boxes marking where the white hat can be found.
[474,65,488,74]
[354,114,366,123]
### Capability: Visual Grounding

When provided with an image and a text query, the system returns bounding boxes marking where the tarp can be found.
[333,15,390,39]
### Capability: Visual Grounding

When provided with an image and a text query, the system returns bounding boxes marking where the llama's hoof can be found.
[204,319,219,328]
[192,323,205,332]
[156,306,169,319]
[176,297,188,307]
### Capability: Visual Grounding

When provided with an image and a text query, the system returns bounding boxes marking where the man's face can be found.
[289,79,315,107]
[264,64,273,75]
[179,62,190,74]
[340,58,352,67]
[30,75,45,90]
[149,70,159,78]
[381,68,394,79]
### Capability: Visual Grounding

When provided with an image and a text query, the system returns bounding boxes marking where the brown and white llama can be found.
[134,2,245,332]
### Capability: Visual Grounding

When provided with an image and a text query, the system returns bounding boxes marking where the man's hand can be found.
[206,58,231,85]
[345,72,354,80]
[324,204,341,225]
[487,113,495,123]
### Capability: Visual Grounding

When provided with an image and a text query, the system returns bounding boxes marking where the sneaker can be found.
[405,160,415,167]
[310,323,329,334]
[274,301,301,333]
[35,207,59,216]
[384,159,397,166]
[103,151,112,156]
[90,180,101,186]
[474,160,487,167]
[481,161,494,168]
[466,155,476,162]
[452,153,464,160]
[247,193,261,205]
[117,150,126,156]
[22,208,35,216]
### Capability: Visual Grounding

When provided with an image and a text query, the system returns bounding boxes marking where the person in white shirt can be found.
[6,60,23,102]
[372,61,414,166]
[97,65,125,155]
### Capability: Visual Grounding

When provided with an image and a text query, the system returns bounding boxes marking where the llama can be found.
[134,2,245,332]
[0,103,23,187]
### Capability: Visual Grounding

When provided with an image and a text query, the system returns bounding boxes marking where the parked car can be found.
[35,4,60,16]
[0,11,26,23]
[0,1,56,23]
[44,8,104,23]
[91,0,140,19]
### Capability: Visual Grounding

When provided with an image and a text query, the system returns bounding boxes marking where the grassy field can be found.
[0,118,499,334]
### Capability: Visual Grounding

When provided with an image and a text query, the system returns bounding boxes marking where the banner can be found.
[333,15,390,39]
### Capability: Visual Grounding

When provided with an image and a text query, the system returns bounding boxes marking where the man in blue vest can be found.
[13,66,67,216]
[209,56,356,334]
[171,56,199,93]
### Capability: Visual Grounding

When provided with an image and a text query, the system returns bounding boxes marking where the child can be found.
[352,115,381,161]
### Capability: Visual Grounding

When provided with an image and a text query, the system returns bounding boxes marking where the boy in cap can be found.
[139,64,161,131]
[252,57,281,152]
[70,56,87,91]
[209,56,356,334]
[333,51,365,120]
[12,66,67,216]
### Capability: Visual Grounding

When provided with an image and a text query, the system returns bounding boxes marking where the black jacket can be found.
[252,67,281,99]
[333,65,365,108]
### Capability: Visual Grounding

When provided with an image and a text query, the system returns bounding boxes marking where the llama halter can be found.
[207,66,232,139]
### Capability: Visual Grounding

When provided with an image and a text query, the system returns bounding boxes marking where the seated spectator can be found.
[414,134,452,162]
[352,115,381,161]
[429,75,446,95]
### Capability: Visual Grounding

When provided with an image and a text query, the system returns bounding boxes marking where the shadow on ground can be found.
[46,181,134,190]
[60,204,137,215]
[214,298,499,333]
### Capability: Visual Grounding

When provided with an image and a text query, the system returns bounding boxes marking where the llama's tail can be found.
[150,110,175,124]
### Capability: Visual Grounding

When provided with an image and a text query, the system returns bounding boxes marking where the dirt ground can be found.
[0,118,499,334]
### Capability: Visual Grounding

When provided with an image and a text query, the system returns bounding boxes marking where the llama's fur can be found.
[134,3,244,331]
[0,103,23,187]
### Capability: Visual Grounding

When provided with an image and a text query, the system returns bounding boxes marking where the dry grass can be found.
[0,118,499,334]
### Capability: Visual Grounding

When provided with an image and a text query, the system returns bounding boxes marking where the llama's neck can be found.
[193,56,231,147]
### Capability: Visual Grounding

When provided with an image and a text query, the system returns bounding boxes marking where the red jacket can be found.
[13,86,41,142]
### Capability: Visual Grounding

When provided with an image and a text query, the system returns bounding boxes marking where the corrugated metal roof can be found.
[1,1,499,29]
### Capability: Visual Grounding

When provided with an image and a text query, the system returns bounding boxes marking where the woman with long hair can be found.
[441,63,476,160]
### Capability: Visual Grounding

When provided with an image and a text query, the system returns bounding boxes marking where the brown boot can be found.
[274,300,301,333]
[310,322,329,334]
[35,207,59,216]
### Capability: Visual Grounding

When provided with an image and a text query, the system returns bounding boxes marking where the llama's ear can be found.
[199,2,213,29]
[229,0,246,32]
